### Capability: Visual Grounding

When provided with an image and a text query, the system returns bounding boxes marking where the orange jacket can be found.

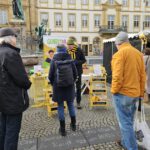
[111,43,146,97]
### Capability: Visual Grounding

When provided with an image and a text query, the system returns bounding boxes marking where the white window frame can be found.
[0,10,8,25]
[82,0,88,5]
[68,0,76,4]
[68,14,76,27]
[145,16,150,27]
[134,0,140,7]
[54,0,62,4]
[95,0,101,5]
[145,0,150,6]
[39,0,48,3]
[94,15,100,27]
[82,14,88,27]
[122,0,128,6]
[134,15,140,27]
[109,0,114,5]
[55,13,62,27]
[40,13,49,24]
[122,15,128,27]
[108,15,115,29]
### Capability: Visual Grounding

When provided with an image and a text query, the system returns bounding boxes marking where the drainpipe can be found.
[28,0,32,36]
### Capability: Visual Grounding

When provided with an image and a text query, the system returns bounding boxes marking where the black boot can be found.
[70,116,76,131]
[77,103,82,109]
[59,120,66,136]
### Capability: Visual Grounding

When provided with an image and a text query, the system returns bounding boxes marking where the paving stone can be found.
[18,92,150,150]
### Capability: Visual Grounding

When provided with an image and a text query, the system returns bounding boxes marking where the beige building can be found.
[1,0,150,55]
[37,0,150,56]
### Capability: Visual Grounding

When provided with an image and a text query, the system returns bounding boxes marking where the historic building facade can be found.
[1,0,150,55]
[37,0,150,56]
[0,0,37,35]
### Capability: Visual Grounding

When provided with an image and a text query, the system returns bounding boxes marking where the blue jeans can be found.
[0,113,22,150]
[113,94,138,150]
[58,100,76,121]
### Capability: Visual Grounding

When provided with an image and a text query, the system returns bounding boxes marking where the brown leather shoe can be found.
[116,141,127,150]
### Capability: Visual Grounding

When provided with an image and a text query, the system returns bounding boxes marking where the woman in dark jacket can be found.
[0,28,31,150]
[49,44,78,136]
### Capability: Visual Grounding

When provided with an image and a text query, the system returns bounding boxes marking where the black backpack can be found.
[55,60,74,87]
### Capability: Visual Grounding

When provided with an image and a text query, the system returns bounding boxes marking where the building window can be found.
[55,13,62,27]
[134,15,140,27]
[54,0,62,4]
[122,0,128,6]
[94,15,100,27]
[108,15,115,29]
[82,15,88,27]
[82,37,88,42]
[95,0,101,5]
[0,10,8,24]
[40,13,48,24]
[82,0,88,5]
[134,0,140,7]
[68,14,75,27]
[145,16,150,27]
[145,0,150,6]
[39,0,48,3]
[109,0,114,5]
[68,0,76,4]
[122,15,128,27]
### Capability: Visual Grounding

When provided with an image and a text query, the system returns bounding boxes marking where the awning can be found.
[103,33,139,43]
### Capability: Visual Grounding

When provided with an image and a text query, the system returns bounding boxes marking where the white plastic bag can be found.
[134,105,150,150]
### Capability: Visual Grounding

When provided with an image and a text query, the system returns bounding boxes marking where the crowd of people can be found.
[0,27,149,150]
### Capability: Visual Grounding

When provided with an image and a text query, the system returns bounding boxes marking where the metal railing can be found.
[99,25,127,34]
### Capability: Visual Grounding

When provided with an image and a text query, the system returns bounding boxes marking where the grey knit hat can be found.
[0,28,17,37]
[115,31,129,45]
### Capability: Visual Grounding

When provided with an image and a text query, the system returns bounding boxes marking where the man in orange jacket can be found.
[111,32,146,150]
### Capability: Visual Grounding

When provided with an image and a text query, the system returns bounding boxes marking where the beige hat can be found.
[115,31,129,45]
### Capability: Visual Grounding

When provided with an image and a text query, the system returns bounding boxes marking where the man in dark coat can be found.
[67,38,86,109]
[0,28,31,150]
[49,44,78,136]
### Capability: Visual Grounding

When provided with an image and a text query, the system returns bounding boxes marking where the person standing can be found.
[143,48,150,102]
[0,28,31,150]
[111,32,146,150]
[49,44,78,136]
[45,50,54,63]
[67,38,86,109]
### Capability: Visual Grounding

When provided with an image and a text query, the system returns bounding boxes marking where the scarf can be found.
[67,45,78,60]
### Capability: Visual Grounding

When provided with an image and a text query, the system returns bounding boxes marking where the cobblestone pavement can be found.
[19,92,150,150]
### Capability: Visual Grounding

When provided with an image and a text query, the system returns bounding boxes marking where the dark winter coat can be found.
[48,53,78,103]
[73,47,86,75]
[0,43,31,115]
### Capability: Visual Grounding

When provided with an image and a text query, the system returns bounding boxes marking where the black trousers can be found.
[0,113,22,150]
[76,74,82,104]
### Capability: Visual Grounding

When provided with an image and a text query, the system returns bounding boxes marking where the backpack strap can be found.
[145,56,150,71]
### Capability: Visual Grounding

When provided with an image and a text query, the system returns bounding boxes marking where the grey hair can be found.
[0,36,16,45]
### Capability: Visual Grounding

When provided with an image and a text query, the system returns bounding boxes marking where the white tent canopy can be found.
[103,33,139,43]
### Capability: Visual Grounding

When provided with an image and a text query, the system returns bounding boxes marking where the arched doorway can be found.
[93,37,101,55]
